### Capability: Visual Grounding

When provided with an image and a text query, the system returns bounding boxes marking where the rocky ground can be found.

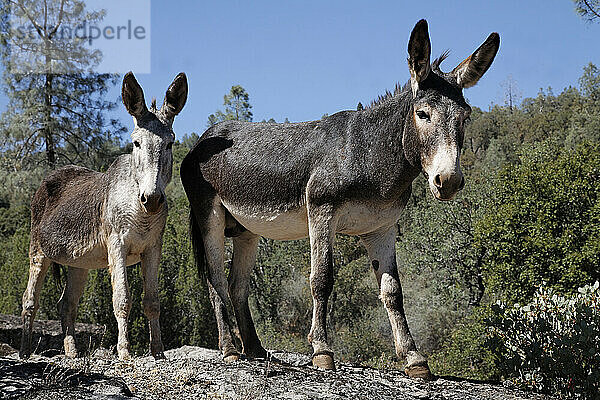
[0,314,554,399]
[0,344,555,400]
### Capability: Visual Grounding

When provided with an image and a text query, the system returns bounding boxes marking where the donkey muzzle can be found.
[140,192,165,214]
[430,171,464,201]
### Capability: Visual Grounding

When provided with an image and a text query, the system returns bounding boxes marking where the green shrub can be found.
[490,282,600,398]
[476,141,600,303]
[428,306,500,381]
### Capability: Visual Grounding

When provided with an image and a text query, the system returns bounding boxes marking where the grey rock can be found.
[0,344,555,400]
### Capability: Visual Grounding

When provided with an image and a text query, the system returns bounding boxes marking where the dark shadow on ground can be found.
[0,357,132,399]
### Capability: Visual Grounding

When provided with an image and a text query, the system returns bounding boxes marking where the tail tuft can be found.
[189,208,207,281]
[51,262,63,289]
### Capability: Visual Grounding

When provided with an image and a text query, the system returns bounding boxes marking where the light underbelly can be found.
[223,200,405,239]
[46,229,154,269]
[50,243,109,269]
[336,201,404,235]
[223,201,310,240]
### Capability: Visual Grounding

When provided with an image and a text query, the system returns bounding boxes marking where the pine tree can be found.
[0,0,125,173]
[206,85,253,127]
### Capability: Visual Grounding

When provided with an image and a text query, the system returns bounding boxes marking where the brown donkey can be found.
[20,72,188,360]
[181,19,499,379]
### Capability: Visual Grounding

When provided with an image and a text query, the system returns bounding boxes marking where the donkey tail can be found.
[51,262,63,289]
[181,135,234,281]
[189,208,207,281]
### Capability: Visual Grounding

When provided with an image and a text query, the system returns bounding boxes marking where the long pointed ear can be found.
[452,33,500,89]
[122,72,148,120]
[161,72,188,121]
[408,19,431,96]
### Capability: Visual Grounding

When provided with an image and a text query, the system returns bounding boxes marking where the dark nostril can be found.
[459,176,465,190]
[434,174,443,188]
[140,194,147,204]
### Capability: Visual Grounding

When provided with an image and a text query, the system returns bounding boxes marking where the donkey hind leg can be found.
[141,244,165,359]
[20,252,51,359]
[107,241,131,360]
[228,231,266,358]
[360,226,433,380]
[203,203,240,361]
[58,266,89,358]
[307,203,336,370]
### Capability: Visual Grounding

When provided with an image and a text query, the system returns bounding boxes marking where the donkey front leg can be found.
[360,226,432,380]
[108,240,131,360]
[20,251,51,359]
[141,243,165,359]
[307,203,336,370]
[58,266,89,358]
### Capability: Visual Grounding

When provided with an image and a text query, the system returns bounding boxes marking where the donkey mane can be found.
[367,52,450,109]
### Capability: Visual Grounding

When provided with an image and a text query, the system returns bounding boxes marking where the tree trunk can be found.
[43,61,56,169]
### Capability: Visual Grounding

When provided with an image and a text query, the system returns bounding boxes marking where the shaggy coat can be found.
[20,72,188,360]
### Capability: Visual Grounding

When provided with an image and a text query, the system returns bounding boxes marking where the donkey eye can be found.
[416,110,430,121]
[133,140,141,148]
[166,142,173,150]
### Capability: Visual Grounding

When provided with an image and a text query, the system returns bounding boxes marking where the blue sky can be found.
[3,0,600,139]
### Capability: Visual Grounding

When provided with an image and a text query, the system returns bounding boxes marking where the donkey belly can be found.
[223,201,309,240]
[336,201,405,236]
[46,241,109,269]
[222,200,405,240]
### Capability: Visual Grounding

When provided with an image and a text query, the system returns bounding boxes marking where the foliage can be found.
[573,0,600,22]
[0,0,124,176]
[207,85,253,127]
[490,282,600,398]
[475,141,600,303]
[429,306,500,381]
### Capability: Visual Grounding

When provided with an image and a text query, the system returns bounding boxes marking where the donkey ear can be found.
[452,33,500,89]
[407,19,431,96]
[122,72,148,119]
[161,72,188,121]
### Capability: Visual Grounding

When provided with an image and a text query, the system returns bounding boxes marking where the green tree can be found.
[0,0,124,173]
[207,85,253,127]
[475,141,600,303]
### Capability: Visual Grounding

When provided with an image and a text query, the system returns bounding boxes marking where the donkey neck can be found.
[363,82,412,152]
[355,84,420,195]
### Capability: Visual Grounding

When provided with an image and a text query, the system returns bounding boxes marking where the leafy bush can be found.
[490,282,600,398]
[428,306,500,381]
[476,141,600,303]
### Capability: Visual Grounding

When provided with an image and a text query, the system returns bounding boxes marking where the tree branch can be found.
[582,0,600,19]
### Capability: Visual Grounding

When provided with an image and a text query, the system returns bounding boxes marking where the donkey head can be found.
[122,72,188,214]
[403,19,499,201]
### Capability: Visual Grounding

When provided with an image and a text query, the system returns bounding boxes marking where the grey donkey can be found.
[20,72,188,360]
[181,19,499,379]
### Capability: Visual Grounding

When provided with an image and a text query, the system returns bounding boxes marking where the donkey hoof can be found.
[405,364,434,381]
[312,353,335,371]
[224,353,240,363]
[153,351,166,360]
[245,346,268,360]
